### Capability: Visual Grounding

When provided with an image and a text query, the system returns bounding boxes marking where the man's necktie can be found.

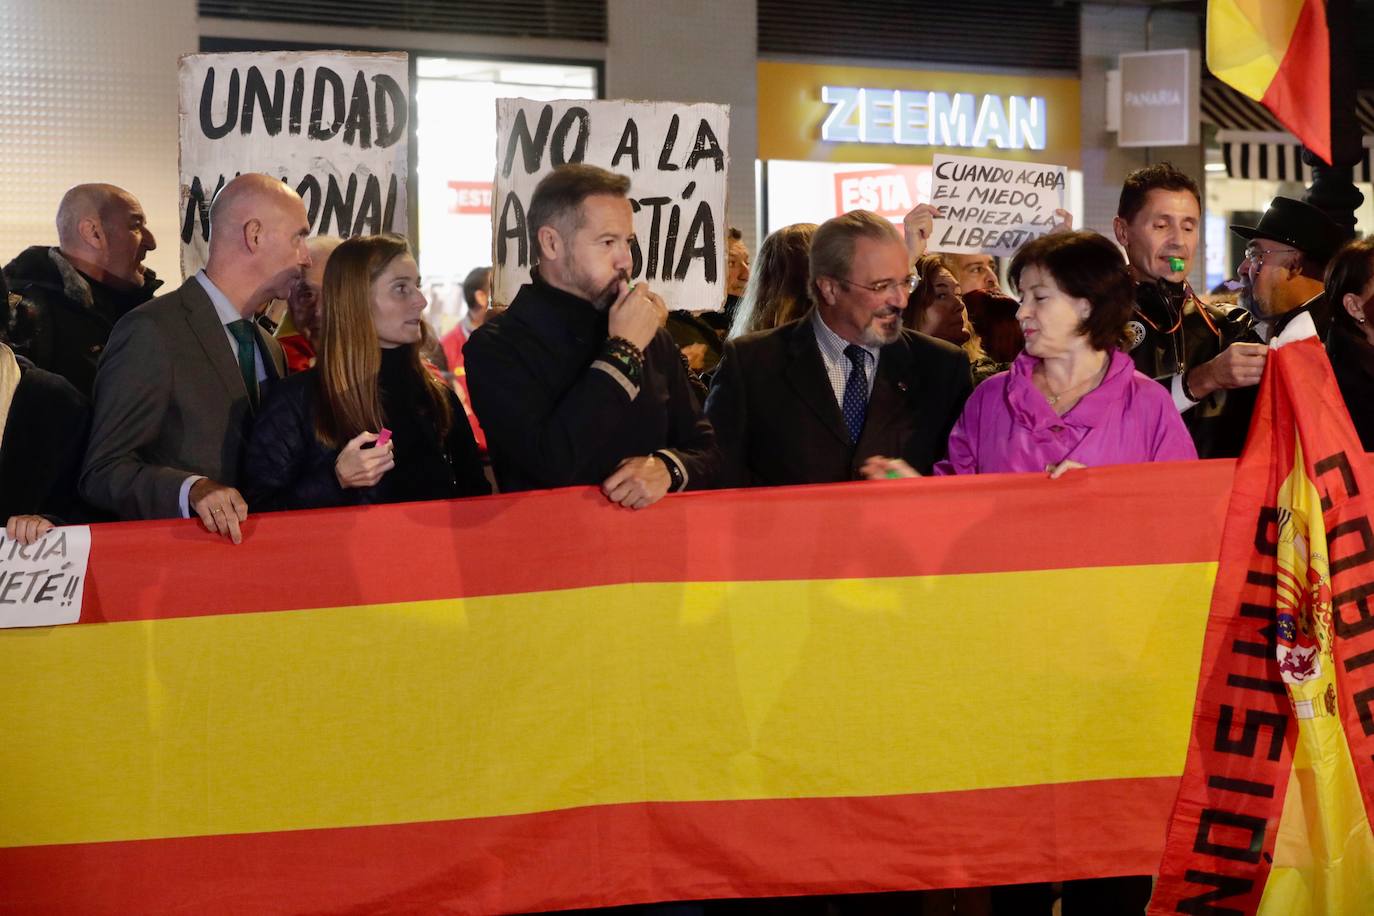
[842,344,868,444]
[227,319,260,410]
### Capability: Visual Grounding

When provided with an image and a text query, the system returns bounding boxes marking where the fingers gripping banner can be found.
[1149,315,1374,916]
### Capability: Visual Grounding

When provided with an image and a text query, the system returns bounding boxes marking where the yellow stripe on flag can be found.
[1,564,1215,849]
[1207,0,1305,100]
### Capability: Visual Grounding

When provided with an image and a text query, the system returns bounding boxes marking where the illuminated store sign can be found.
[820,86,1047,151]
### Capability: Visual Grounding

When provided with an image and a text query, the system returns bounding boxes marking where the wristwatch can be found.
[650,450,685,492]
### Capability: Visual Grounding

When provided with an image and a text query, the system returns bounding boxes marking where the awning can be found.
[1201,81,1374,182]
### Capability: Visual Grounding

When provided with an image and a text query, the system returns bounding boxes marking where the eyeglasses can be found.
[1243,244,1299,270]
[834,274,919,295]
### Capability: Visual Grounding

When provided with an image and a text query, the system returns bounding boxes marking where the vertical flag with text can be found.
[1150,313,1374,915]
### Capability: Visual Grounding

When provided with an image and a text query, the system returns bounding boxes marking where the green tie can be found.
[227,319,260,409]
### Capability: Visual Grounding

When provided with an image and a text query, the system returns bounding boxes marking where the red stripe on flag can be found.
[0,777,1178,915]
[79,461,1240,624]
[1262,0,1331,163]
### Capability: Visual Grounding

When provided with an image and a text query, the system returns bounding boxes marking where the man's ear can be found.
[243,218,263,254]
[474,288,489,309]
[815,277,838,307]
[78,216,105,252]
[536,224,562,263]
[1111,216,1129,249]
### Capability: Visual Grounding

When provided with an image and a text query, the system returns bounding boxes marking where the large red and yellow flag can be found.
[0,459,1254,913]
[1207,0,1331,163]
[1150,313,1374,915]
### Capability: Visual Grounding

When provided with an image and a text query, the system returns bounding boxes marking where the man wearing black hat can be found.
[1232,196,1347,341]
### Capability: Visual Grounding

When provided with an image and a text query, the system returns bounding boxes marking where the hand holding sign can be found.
[902,203,942,262]
[0,526,91,628]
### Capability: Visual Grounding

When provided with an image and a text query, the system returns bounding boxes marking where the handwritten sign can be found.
[0,526,91,628]
[492,98,730,312]
[930,154,1067,257]
[178,51,410,278]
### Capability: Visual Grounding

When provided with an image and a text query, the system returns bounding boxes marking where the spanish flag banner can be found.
[1,457,1242,913]
[1207,0,1331,163]
[1150,314,1374,915]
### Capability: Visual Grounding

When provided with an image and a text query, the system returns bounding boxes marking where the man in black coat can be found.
[464,164,719,507]
[705,209,971,487]
[3,183,161,397]
[1113,163,1263,458]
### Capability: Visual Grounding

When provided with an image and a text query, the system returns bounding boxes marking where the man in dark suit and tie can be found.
[81,173,309,542]
[705,209,971,487]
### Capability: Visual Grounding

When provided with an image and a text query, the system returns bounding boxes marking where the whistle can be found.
[1168,257,1186,273]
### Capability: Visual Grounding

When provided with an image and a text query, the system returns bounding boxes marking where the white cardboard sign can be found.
[492,98,730,312]
[0,526,91,628]
[178,51,410,278]
[930,154,1068,257]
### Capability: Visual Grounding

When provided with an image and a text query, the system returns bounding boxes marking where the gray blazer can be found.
[80,277,286,520]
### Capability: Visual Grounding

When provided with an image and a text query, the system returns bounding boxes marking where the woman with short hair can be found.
[867,230,1195,478]
[244,234,489,510]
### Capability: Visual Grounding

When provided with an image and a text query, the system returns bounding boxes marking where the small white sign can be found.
[0,526,91,628]
[929,154,1068,257]
[492,98,731,312]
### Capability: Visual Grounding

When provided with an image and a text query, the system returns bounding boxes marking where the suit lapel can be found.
[860,338,917,449]
[255,322,286,380]
[784,320,853,448]
[180,278,249,401]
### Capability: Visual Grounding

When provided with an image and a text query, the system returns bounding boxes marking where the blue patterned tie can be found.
[842,344,868,444]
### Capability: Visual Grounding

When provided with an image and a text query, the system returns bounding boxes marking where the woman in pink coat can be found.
[866,230,1195,481]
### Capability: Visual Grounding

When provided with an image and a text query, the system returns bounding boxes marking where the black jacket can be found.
[242,347,490,512]
[1126,279,1259,459]
[464,273,721,494]
[1326,318,1374,452]
[3,246,162,398]
[1,356,90,522]
[705,315,972,487]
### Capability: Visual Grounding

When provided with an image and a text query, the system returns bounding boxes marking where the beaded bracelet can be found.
[602,336,645,387]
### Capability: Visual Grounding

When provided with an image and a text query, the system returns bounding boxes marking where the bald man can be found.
[3,183,161,396]
[82,173,311,541]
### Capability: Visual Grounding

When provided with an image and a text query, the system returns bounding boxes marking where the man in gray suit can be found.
[81,173,311,543]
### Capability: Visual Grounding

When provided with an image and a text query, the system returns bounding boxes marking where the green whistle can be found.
[1168,257,1186,273]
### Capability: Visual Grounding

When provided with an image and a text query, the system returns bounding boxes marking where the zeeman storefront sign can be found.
[759,61,1081,168]
[820,87,1046,151]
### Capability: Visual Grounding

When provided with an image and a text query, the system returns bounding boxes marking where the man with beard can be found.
[3,183,162,397]
[81,174,305,540]
[705,209,971,487]
[1232,196,1345,341]
[1113,163,1264,457]
[464,164,719,506]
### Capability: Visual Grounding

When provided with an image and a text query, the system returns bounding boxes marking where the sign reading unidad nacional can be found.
[178,51,410,278]
[492,98,730,312]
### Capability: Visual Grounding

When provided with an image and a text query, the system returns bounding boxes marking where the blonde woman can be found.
[727,223,817,338]
[243,234,488,510]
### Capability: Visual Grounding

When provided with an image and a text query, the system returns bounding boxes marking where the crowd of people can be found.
[0,161,1370,914]
[2,161,1370,565]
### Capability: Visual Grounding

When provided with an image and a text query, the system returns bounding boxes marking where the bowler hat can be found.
[1230,196,1346,264]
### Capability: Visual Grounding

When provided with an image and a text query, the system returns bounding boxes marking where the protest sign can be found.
[0,526,90,628]
[929,154,1067,257]
[492,99,730,311]
[179,51,410,278]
